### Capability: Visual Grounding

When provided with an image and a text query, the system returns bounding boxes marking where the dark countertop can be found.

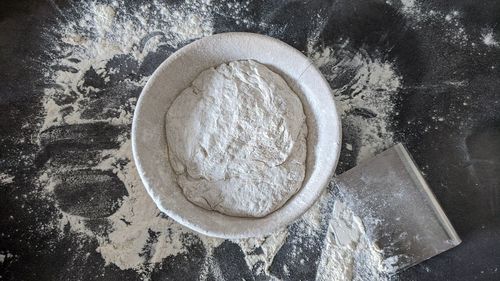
[1,0,499,280]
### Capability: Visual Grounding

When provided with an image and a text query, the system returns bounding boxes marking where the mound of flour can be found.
[165,60,307,217]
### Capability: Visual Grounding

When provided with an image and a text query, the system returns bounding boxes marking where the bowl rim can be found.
[132,32,342,238]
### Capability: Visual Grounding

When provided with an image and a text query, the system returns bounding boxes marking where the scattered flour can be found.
[389,0,470,46]
[0,173,15,184]
[0,252,14,263]
[39,0,218,273]
[309,44,402,163]
[237,228,289,276]
[41,0,213,130]
[165,60,307,217]
[482,29,499,47]
[316,201,388,281]
[37,0,402,279]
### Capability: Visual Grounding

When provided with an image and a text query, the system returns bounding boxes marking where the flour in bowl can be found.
[165,60,307,217]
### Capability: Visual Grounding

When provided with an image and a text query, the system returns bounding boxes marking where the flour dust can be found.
[308,43,401,163]
[316,201,388,281]
[36,0,403,280]
[0,173,15,184]
[389,0,500,49]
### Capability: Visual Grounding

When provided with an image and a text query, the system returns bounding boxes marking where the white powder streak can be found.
[238,229,289,274]
[38,0,403,278]
[0,173,15,184]
[316,201,388,281]
[40,0,216,272]
[482,29,499,47]
[390,0,470,46]
[309,45,401,162]
[41,1,213,130]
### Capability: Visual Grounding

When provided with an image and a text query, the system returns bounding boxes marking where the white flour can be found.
[482,28,499,47]
[0,252,14,264]
[316,201,387,281]
[37,0,401,279]
[39,0,217,274]
[309,44,401,163]
[166,60,307,217]
[390,0,474,47]
[41,0,213,131]
[0,173,15,184]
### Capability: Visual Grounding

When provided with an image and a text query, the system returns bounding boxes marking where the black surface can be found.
[1,0,500,280]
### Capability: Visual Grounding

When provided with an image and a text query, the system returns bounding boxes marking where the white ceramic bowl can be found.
[132,32,341,238]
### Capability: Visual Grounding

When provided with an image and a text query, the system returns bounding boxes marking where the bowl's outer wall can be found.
[132,32,341,238]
